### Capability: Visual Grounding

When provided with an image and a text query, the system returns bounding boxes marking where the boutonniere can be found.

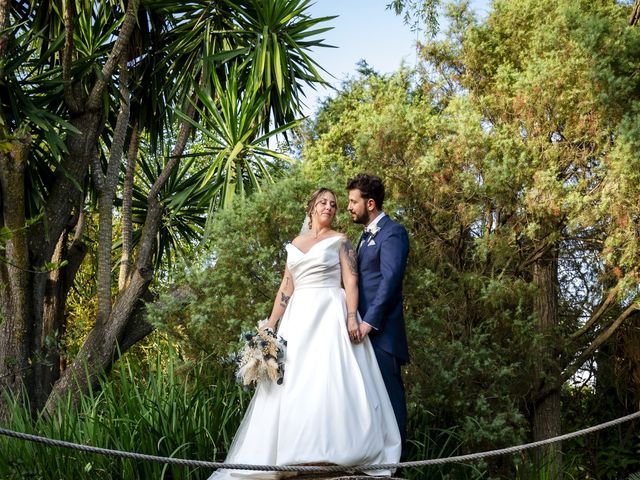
[367,225,381,246]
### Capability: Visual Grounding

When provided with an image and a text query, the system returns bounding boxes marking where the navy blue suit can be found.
[357,215,409,451]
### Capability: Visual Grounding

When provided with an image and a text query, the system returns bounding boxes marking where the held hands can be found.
[347,312,373,344]
[356,322,372,343]
[347,314,360,343]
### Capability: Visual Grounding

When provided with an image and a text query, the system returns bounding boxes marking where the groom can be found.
[347,173,410,453]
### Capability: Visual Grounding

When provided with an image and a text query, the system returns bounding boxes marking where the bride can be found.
[208,188,401,479]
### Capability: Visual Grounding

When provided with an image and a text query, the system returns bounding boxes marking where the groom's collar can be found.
[366,212,387,232]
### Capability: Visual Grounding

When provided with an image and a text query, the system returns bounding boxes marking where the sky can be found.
[301,0,491,116]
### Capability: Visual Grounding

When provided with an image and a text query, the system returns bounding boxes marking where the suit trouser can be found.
[372,347,407,457]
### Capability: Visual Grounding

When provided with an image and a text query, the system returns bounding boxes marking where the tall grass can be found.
[403,405,485,480]
[0,354,249,479]
[1,351,584,480]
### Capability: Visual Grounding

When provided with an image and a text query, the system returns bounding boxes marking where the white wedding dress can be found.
[208,236,401,479]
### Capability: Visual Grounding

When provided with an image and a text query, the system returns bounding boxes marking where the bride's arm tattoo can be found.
[341,239,358,276]
[279,274,293,308]
[279,291,291,308]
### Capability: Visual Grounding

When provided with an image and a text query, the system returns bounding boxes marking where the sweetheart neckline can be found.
[288,235,342,255]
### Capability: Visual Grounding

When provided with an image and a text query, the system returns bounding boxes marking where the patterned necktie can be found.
[358,230,371,253]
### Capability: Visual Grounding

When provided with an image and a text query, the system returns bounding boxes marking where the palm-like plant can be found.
[180,66,297,208]
[0,0,335,415]
[228,0,335,127]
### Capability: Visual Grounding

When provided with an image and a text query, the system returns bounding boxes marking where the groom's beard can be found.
[351,211,368,225]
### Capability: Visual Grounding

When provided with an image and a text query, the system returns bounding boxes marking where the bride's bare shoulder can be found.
[291,235,305,247]
[291,234,313,249]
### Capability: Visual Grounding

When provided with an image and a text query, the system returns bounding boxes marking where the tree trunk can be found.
[94,60,130,326]
[23,110,101,412]
[119,125,140,290]
[45,102,195,412]
[532,246,562,479]
[630,0,640,26]
[24,1,137,409]
[37,232,70,410]
[36,222,88,409]
[44,266,153,413]
[0,133,32,419]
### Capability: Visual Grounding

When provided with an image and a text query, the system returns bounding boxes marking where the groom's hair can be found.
[347,174,385,210]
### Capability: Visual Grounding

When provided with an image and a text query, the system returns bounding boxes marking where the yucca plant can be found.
[0,0,335,417]
[0,350,248,479]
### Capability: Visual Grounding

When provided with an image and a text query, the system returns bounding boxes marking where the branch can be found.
[117,291,154,353]
[87,0,140,110]
[119,123,139,291]
[561,303,640,384]
[65,210,87,288]
[630,0,640,26]
[0,1,10,68]
[522,238,553,269]
[137,101,197,269]
[96,60,131,324]
[0,0,9,46]
[106,63,130,193]
[570,282,621,340]
[62,0,81,113]
[90,154,105,195]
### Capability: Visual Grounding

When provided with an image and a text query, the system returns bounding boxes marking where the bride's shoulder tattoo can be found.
[340,238,358,276]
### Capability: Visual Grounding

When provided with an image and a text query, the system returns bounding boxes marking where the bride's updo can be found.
[306,187,337,229]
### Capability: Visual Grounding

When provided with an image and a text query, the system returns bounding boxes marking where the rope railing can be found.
[0,410,639,473]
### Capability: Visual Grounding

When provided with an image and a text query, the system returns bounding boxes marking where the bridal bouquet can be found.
[235,324,287,386]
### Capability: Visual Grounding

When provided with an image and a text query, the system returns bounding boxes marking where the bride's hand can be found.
[347,315,359,343]
[259,318,276,331]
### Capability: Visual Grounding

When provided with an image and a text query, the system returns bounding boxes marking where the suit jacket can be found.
[358,215,410,364]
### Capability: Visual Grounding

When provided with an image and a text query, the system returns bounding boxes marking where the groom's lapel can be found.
[371,216,391,246]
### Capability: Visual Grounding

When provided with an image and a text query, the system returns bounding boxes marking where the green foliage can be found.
[12,0,640,478]
[296,0,640,477]
[1,0,338,417]
[180,65,298,210]
[300,66,538,476]
[148,171,358,361]
[562,349,640,480]
[386,0,442,35]
[405,414,485,480]
[0,349,248,479]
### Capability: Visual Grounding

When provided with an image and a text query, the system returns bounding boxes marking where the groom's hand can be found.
[357,322,373,342]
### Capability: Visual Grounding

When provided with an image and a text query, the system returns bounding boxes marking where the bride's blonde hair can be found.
[306,187,337,229]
